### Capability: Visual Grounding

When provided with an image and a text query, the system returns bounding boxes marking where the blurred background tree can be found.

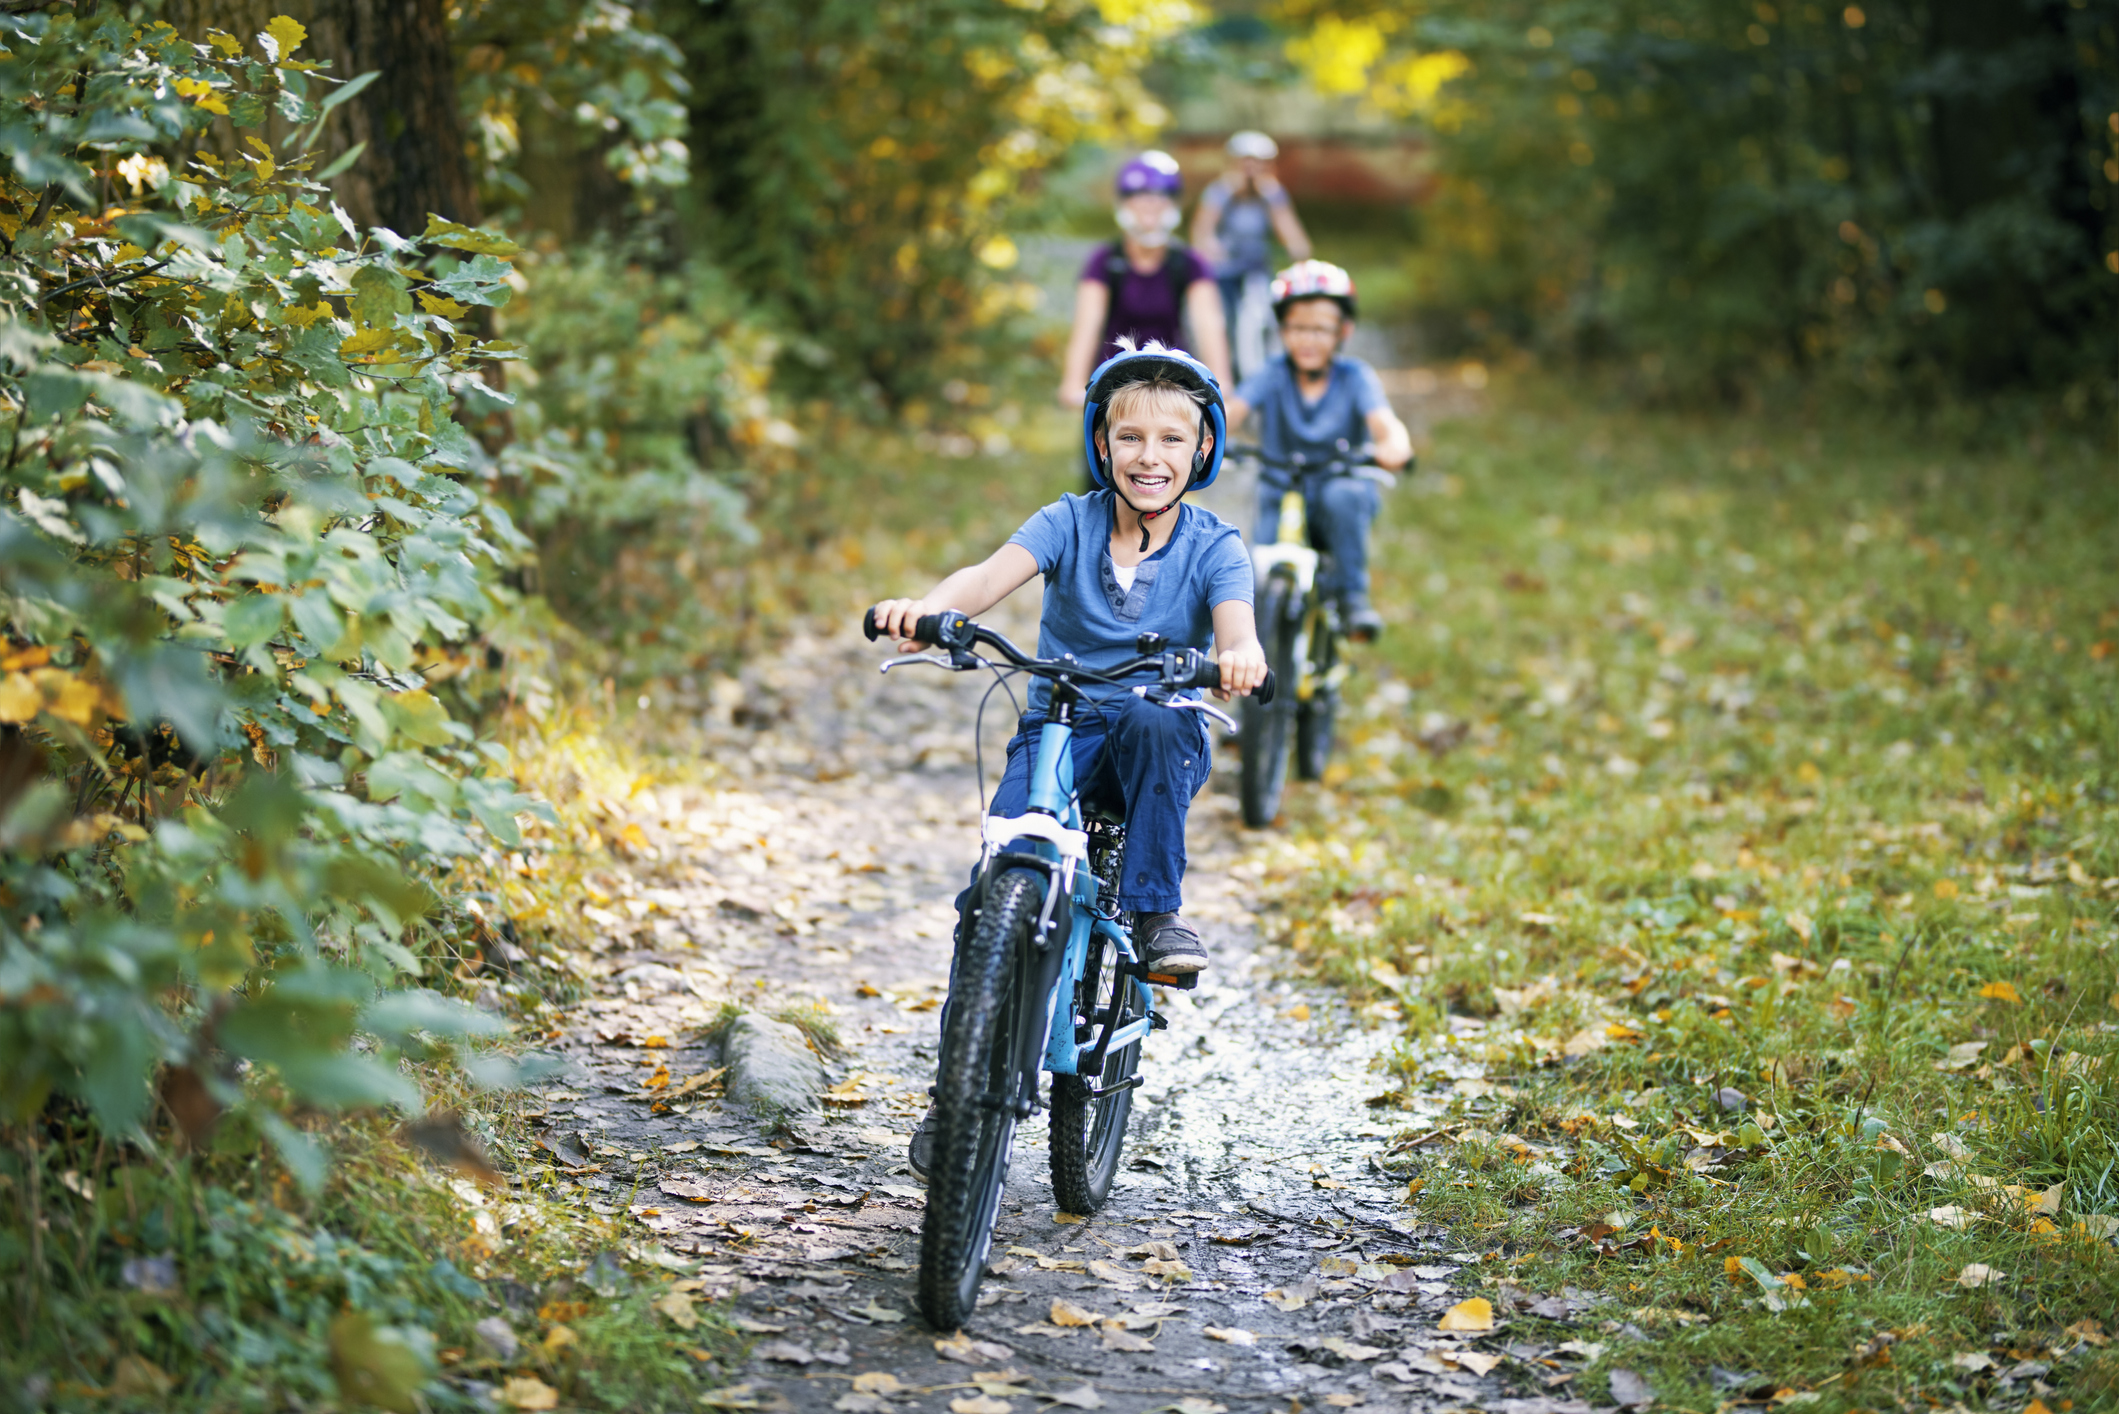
[1265,0,2118,405]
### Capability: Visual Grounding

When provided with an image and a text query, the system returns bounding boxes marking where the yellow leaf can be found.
[263,15,307,57]
[1978,981,2020,1004]
[1437,1297,1494,1332]
[1050,1298,1100,1327]
[1955,1263,2003,1288]
[38,669,102,726]
[652,1289,698,1331]
[499,1374,559,1410]
[1933,879,1959,899]
[1284,1002,1311,1022]
[417,291,471,319]
[208,31,243,57]
[341,326,395,357]
[1786,910,1814,943]
[643,1063,670,1091]
[1205,1326,1257,1345]
[0,673,39,723]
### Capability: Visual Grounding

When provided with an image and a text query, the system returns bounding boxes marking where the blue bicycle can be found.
[861,607,1273,1329]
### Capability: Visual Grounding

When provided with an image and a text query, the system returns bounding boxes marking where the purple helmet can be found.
[1116,150,1183,198]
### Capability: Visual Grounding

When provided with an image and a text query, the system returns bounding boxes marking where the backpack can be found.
[1094,242,1198,339]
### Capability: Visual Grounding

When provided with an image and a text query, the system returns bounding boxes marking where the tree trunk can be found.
[161,0,477,236]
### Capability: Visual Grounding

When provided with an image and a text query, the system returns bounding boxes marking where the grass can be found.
[1257,374,2119,1409]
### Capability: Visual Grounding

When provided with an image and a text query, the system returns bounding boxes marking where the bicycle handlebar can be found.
[1226,443,1407,479]
[862,608,1275,706]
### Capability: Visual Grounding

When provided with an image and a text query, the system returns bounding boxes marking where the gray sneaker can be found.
[907,1103,937,1182]
[1136,912,1208,975]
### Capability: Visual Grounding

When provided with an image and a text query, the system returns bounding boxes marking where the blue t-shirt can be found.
[1007,492,1253,717]
[1234,355,1390,489]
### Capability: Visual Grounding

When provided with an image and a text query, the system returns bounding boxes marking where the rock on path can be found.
[523,614,1613,1414]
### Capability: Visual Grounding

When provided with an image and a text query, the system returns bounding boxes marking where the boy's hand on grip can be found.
[868,598,938,652]
[1213,642,1270,701]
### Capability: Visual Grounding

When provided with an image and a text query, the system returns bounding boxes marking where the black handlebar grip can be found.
[1198,660,1276,705]
[862,608,953,645]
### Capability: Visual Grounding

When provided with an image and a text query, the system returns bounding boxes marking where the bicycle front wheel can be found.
[918,867,1035,1330]
[1049,933,1142,1214]
[1239,573,1298,827]
[1294,615,1340,782]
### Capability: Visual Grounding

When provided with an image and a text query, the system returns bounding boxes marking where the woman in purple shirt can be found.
[1058,152,1232,409]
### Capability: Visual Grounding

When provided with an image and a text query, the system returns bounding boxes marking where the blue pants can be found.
[1257,475,1380,606]
[932,697,1211,1057]
[987,696,1211,914]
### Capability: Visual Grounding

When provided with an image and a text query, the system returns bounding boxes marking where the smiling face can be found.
[1279,297,1348,374]
[1098,386,1208,515]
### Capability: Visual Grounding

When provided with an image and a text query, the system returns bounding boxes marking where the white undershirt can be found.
[1113,562,1138,592]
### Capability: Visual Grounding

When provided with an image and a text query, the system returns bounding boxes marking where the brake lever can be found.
[1164,698,1239,733]
[879,652,957,674]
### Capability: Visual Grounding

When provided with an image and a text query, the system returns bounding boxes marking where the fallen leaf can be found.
[1262,1283,1314,1312]
[1098,1323,1154,1353]
[852,1373,906,1395]
[1050,1298,1101,1327]
[1172,1400,1226,1414]
[1608,1367,1654,1407]
[663,1140,701,1153]
[757,1341,814,1365]
[652,1290,698,1331]
[1205,1326,1257,1346]
[2073,1215,2119,1240]
[1927,1205,1975,1229]
[1085,1259,1136,1285]
[935,1335,1014,1364]
[1285,1003,1311,1021]
[1555,1340,1606,1361]
[1141,1257,1193,1282]
[854,1301,905,1324]
[1978,981,2020,1004]
[1955,1263,2004,1288]
[1951,1352,1995,1371]
[2029,1182,2065,1215]
[1048,1387,1105,1410]
[836,1396,889,1413]
[699,1386,764,1410]
[949,1398,1013,1414]
[1787,911,1814,943]
[1935,1040,1988,1071]
[1563,1025,1609,1057]
[2065,1318,2110,1346]
[500,1375,561,1411]
[1453,1350,1502,1375]
[1438,1297,1495,1332]
[1125,1241,1180,1260]
[1053,1212,1085,1224]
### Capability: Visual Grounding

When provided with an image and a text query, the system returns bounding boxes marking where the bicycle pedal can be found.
[1139,970,1199,990]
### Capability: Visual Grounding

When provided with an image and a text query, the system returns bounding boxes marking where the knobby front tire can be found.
[917,868,1035,1330]
[1239,573,1298,828]
[1294,615,1339,782]
[1049,934,1142,1214]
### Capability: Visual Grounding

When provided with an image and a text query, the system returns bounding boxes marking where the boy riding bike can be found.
[1225,260,1414,642]
[869,343,1267,1178]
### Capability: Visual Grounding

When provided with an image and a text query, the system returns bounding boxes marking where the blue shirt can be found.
[1234,355,1390,489]
[1007,492,1253,716]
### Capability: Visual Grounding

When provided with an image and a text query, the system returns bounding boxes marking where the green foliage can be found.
[0,9,535,1151]
[1263,375,2119,1402]
[492,241,766,676]
[452,0,693,216]
[668,0,1190,404]
[1278,0,2119,402]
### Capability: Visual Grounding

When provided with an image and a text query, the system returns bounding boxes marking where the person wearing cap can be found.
[872,340,1266,1179]
[1058,152,1233,411]
[1192,132,1313,340]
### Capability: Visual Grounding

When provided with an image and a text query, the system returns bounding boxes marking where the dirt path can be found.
[523,612,1599,1413]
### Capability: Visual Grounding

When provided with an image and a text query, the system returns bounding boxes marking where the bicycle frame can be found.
[977,683,1159,1094]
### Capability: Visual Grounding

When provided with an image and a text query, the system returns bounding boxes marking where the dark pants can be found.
[1257,475,1381,606]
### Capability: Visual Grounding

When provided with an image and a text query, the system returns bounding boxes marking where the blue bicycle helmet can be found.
[1080,343,1229,494]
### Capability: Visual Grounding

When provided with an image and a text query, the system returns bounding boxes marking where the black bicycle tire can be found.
[1294,620,1339,781]
[1048,937,1141,1214]
[917,868,1036,1330]
[1238,575,1298,827]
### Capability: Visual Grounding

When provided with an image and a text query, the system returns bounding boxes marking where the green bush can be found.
[0,7,535,1165]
